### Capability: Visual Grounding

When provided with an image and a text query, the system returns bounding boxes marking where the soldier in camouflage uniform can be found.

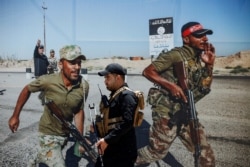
[8,45,88,167]
[47,49,58,74]
[136,22,216,167]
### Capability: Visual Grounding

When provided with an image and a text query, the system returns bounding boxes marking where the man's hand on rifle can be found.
[89,124,95,133]
[169,83,187,103]
[78,145,85,154]
[96,138,108,155]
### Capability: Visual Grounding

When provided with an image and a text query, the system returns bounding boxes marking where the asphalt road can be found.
[0,72,250,167]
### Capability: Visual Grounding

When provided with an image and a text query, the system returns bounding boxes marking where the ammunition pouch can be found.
[147,87,171,105]
[97,101,109,137]
[190,68,212,102]
[95,115,105,138]
[192,76,211,102]
[199,86,211,95]
[200,76,212,94]
[198,67,212,95]
[147,87,182,116]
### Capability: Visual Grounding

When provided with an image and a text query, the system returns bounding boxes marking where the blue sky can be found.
[0,0,250,60]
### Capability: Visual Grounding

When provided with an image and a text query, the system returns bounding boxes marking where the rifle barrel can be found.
[174,62,201,167]
[89,104,104,167]
[187,90,201,167]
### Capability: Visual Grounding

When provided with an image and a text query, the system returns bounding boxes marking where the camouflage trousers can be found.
[33,133,67,167]
[136,111,215,167]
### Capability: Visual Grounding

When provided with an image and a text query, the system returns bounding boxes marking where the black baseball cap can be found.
[181,22,213,37]
[98,63,126,76]
[39,45,44,49]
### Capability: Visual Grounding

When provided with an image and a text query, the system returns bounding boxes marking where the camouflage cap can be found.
[59,45,86,61]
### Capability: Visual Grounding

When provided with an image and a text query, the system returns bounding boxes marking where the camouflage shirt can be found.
[149,45,211,115]
[48,57,58,71]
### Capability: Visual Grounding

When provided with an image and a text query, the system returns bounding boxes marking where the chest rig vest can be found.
[146,47,213,117]
[173,47,212,101]
[96,86,144,137]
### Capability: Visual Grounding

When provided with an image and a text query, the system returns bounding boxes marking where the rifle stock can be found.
[45,100,98,164]
[174,61,201,167]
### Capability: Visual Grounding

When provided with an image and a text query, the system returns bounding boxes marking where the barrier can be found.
[81,68,88,80]
[26,68,32,79]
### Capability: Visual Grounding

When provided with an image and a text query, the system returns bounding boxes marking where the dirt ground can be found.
[0,73,250,167]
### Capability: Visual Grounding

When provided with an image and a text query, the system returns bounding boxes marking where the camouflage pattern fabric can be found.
[35,133,67,167]
[48,57,58,74]
[136,111,215,166]
[136,45,215,166]
[146,87,181,116]
[59,45,86,61]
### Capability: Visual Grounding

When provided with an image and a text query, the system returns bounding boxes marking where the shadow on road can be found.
[135,119,183,167]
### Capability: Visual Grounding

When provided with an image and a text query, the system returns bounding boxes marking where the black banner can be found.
[149,17,173,35]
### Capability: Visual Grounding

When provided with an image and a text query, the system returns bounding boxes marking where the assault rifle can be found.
[89,103,104,167]
[174,61,201,167]
[45,100,98,164]
[98,84,109,107]
[0,89,6,95]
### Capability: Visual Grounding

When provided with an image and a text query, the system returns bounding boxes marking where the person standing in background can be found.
[47,49,58,74]
[33,39,49,78]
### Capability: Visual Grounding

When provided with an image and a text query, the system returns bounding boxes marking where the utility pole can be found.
[42,1,47,55]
